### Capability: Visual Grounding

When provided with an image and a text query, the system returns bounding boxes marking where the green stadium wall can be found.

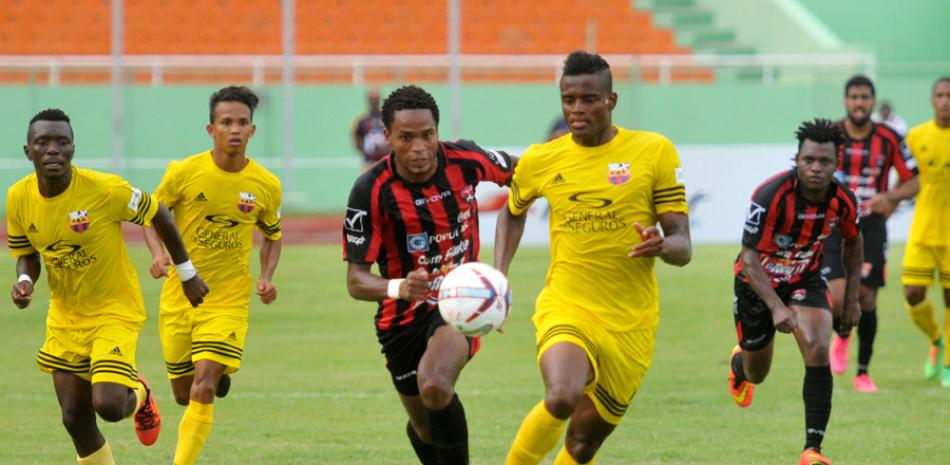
[0,72,943,213]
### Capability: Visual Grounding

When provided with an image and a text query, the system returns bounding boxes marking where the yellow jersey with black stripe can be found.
[509,127,688,331]
[5,166,157,328]
[153,151,282,313]
[905,120,950,246]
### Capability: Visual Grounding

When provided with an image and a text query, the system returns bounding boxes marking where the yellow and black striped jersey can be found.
[6,166,157,327]
[153,151,282,313]
[509,128,688,331]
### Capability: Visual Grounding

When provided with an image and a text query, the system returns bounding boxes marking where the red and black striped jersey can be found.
[735,169,860,287]
[836,120,918,217]
[342,140,513,332]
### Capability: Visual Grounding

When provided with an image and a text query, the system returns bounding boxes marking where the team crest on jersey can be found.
[238,192,256,213]
[69,210,90,233]
[791,289,807,301]
[607,163,631,186]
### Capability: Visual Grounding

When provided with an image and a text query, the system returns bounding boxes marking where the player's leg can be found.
[380,318,441,465]
[942,285,950,386]
[853,223,887,390]
[820,233,850,375]
[853,284,880,391]
[88,323,158,446]
[417,321,473,464]
[173,312,246,465]
[507,342,591,465]
[506,312,596,465]
[554,396,614,465]
[554,326,653,464]
[729,277,778,407]
[791,303,833,459]
[53,372,115,464]
[901,241,943,379]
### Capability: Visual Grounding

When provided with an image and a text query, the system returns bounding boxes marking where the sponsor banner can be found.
[477,145,914,245]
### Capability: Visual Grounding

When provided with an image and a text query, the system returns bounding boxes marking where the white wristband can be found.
[387,279,405,299]
[175,260,197,282]
[17,274,33,284]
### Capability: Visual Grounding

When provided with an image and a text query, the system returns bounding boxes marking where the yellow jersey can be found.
[6,166,157,328]
[509,127,688,331]
[153,151,282,313]
[906,120,950,245]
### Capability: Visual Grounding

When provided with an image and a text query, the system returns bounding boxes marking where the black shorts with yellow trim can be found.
[159,308,248,379]
[533,307,656,425]
[37,321,141,389]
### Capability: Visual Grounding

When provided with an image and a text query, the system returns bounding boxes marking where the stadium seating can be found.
[0,0,710,82]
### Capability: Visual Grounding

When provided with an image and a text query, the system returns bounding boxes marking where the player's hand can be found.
[181,274,209,307]
[628,222,664,258]
[11,281,33,309]
[866,193,896,217]
[149,254,173,279]
[771,304,798,334]
[402,268,430,301]
[256,278,277,304]
[839,300,862,335]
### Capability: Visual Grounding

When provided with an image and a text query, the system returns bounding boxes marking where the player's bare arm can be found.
[629,212,691,266]
[346,262,429,301]
[256,237,282,304]
[839,232,864,334]
[11,252,40,309]
[867,176,919,217]
[494,205,527,276]
[151,203,209,307]
[142,226,173,278]
[739,246,798,333]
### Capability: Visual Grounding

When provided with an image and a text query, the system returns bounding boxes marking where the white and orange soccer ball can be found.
[437,262,512,336]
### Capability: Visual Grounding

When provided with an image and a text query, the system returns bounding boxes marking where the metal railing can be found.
[0,53,877,86]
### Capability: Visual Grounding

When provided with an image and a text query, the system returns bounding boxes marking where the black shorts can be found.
[820,214,887,288]
[733,274,831,351]
[376,309,480,395]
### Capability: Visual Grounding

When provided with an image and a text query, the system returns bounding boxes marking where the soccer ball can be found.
[438,262,512,336]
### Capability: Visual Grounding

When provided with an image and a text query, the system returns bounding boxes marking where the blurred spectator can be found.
[352,89,391,166]
[871,99,908,137]
[547,116,570,141]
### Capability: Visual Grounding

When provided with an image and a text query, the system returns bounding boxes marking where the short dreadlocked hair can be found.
[562,51,612,91]
[28,108,72,141]
[209,86,259,123]
[795,118,844,153]
[381,85,439,130]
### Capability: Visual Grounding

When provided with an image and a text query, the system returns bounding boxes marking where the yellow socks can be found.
[505,401,567,465]
[945,307,950,364]
[173,401,214,465]
[553,445,596,465]
[77,442,114,465]
[123,381,147,420]
[906,300,941,343]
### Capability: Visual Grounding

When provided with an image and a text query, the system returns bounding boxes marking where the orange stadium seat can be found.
[0,0,710,83]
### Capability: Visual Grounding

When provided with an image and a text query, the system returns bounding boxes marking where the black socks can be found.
[803,365,832,452]
[856,309,877,376]
[428,394,469,465]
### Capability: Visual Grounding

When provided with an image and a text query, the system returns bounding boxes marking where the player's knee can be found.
[419,378,454,410]
[189,380,216,403]
[92,400,126,423]
[904,286,926,305]
[544,385,584,419]
[565,433,603,464]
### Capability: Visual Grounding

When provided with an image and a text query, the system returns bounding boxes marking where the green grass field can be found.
[1,244,946,464]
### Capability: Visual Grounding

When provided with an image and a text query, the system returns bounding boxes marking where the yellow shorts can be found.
[37,321,142,389]
[160,308,247,379]
[533,308,656,425]
[901,242,950,288]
